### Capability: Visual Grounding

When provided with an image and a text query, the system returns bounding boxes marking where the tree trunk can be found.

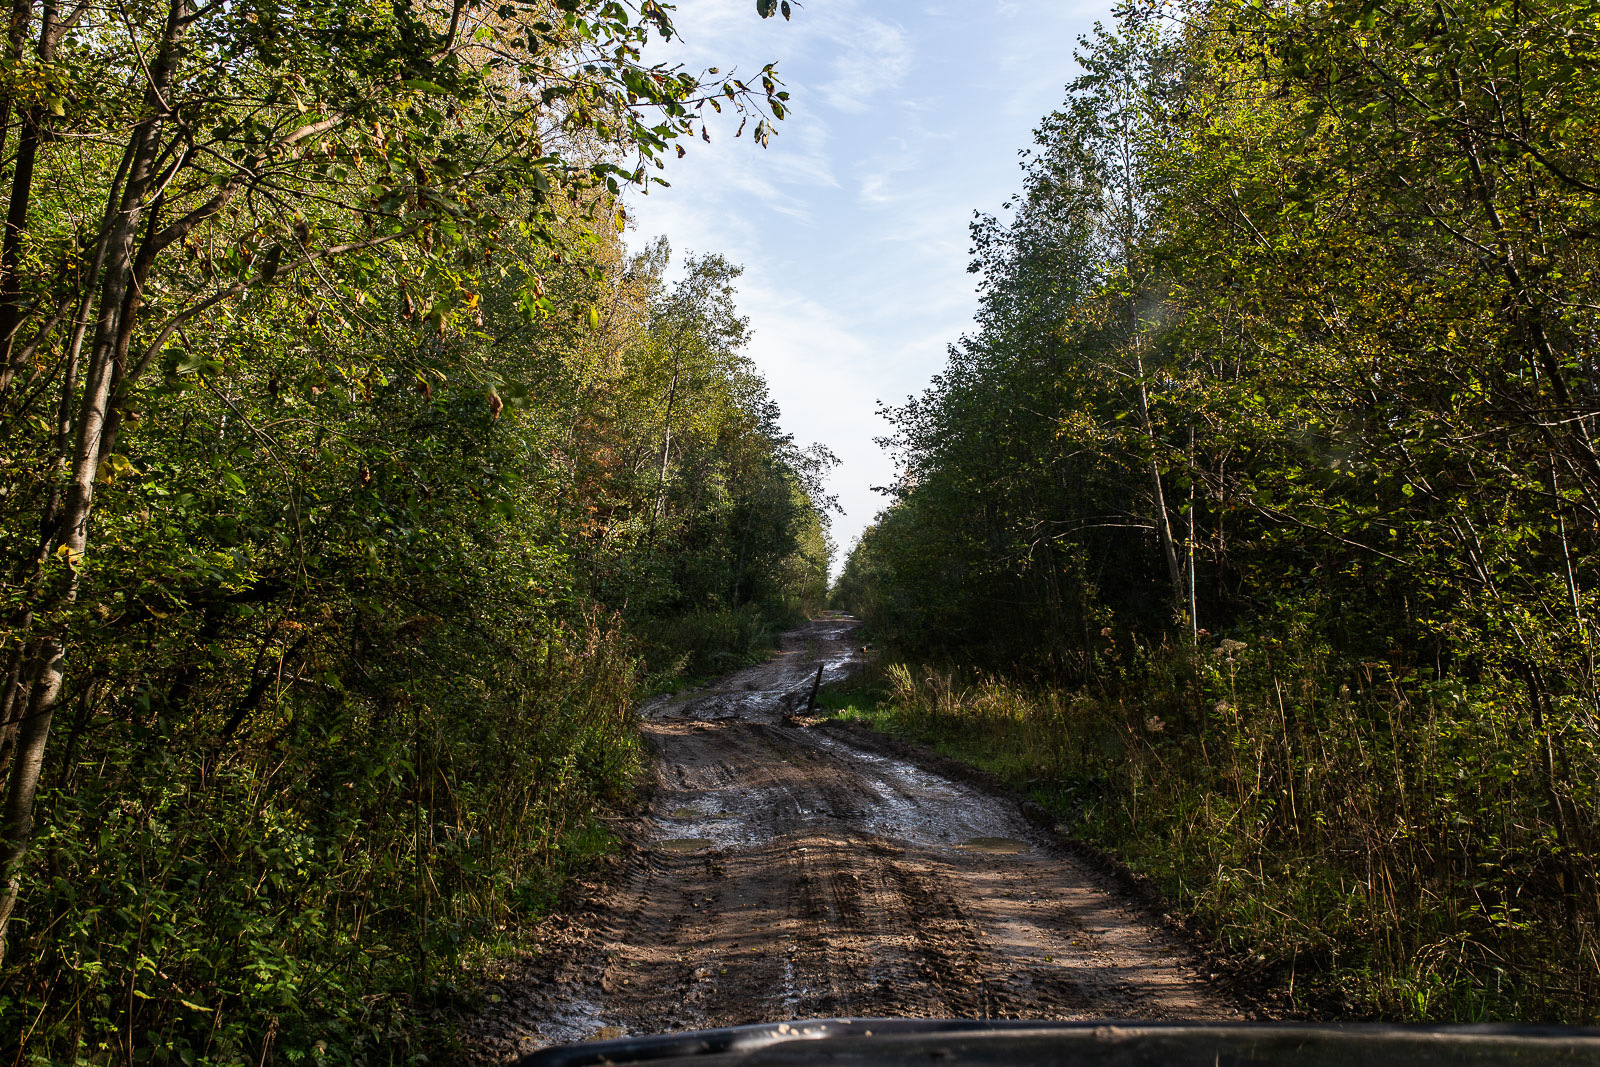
[0,2,64,394]
[0,644,26,779]
[0,0,188,957]
[1187,425,1198,643]
[1133,347,1186,618]
[0,637,61,966]
[647,363,679,545]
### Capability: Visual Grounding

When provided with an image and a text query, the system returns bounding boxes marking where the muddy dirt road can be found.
[466,615,1236,1061]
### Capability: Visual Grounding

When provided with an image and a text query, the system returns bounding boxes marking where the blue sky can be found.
[629,0,1110,570]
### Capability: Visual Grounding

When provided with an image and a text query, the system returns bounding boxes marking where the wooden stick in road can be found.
[805,663,824,713]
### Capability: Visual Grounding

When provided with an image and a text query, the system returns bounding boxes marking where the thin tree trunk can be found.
[0,644,25,778]
[1548,454,1597,713]
[0,0,188,957]
[1187,426,1198,643]
[0,102,43,379]
[0,0,36,225]
[647,364,679,545]
[1134,347,1185,616]
[0,1,63,393]
[0,637,61,965]
[0,138,128,797]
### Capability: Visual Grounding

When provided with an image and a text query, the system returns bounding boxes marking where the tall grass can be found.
[838,639,1600,1022]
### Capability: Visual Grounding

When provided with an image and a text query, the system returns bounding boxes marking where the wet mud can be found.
[464,614,1238,1061]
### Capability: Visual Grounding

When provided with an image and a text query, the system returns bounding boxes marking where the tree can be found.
[840,0,1600,1012]
[0,0,790,964]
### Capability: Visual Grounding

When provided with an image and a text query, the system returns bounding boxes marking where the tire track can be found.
[463,615,1237,1062]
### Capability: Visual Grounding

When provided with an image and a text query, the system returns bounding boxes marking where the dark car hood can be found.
[518,1018,1600,1067]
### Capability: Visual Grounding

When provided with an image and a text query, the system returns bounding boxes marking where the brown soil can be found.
[463,615,1239,1062]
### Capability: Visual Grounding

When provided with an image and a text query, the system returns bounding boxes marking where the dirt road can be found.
[465,615,1236,1061]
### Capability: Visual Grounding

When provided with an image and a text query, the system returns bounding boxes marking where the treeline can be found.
[837,0,1600,1021]
[0,0,826,1061]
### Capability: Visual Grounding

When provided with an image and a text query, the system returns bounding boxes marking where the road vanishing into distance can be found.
[466,615,1237,1061]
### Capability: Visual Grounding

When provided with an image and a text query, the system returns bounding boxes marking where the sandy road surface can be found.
[465,615,1236,1061]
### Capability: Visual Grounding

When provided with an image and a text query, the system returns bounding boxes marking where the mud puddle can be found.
[462,613,1238,1063]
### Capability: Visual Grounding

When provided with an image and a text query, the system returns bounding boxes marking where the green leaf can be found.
[257,243,283,282]
[756,0,776,16]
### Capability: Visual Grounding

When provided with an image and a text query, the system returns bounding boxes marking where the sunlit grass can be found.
[825,652,1600,1024]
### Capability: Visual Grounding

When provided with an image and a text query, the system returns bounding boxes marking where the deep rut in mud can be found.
[465,615,1238,1061]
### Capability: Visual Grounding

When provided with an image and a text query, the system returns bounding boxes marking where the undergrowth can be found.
[638,603,796,695]
[823,642,1600,1024]
[0,616,650,1066]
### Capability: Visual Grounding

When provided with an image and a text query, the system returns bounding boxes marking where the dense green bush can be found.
[8,616,642,1063]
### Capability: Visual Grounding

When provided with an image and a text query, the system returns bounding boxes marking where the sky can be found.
[628,0,1110,572]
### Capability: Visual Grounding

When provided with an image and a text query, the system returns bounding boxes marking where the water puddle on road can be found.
[658,837,715,853]
[957,837,1030,854]
[531,992,614,1048]
[804,732,1036,852]
[641,617,864,725]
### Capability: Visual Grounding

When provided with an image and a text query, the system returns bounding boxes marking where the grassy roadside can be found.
[817,654,1599,1025]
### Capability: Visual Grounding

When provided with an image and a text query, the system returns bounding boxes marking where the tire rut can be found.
[462,616,1238,1063]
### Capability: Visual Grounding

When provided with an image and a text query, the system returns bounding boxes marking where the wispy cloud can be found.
[816,12,913,113]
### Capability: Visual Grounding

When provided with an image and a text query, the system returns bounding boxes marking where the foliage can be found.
[0,0,830,1061]
[837,0,1600,1021]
